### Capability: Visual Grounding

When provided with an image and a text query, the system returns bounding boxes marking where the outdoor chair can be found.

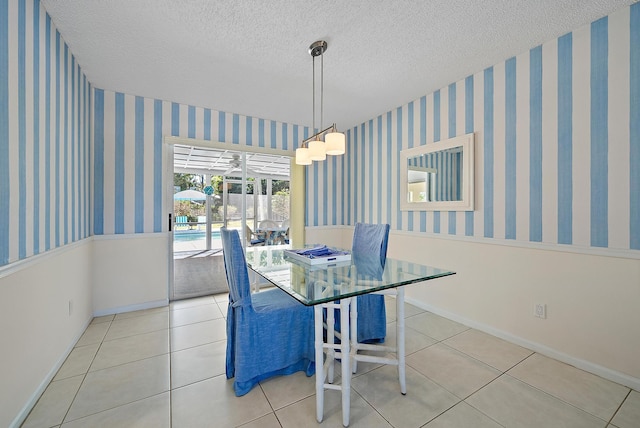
[258,220,278,229]
[258,220,279,244]
[245,225,266,246]
[175,215,188,227]
[221,228,315,396]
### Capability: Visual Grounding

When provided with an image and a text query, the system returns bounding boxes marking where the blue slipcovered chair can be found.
[350,223,390,343]
[220,228,315,396]
[348,223,405,392]
[331,223,389,343]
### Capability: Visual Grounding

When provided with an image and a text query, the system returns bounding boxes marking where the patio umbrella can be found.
[173,189,207,200]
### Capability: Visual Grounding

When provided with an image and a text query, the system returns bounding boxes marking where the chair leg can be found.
[327,305,335,383]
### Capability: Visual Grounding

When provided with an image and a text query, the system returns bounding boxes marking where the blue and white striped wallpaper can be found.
[92,91,310,235]
[1,0,92,267]
[2,1,639,268]
[309,4,639,252]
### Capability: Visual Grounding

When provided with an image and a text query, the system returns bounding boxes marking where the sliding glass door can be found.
[169,143,292,300]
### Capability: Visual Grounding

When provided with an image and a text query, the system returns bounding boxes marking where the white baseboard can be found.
[404,296,640,392]
[93,299,169,317]
[10,316,93,428]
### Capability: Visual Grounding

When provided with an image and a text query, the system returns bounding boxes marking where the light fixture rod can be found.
[320,43,324,131]
[309,40,328,134]
[302,123,337,144]
[312,46,316,135]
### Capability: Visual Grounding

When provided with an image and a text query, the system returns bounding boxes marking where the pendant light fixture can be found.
[295,40,346,165]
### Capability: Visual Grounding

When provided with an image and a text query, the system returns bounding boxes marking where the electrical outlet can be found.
[534,303,546,319]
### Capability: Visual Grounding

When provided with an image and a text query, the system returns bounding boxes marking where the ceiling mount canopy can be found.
[295,40,346,166]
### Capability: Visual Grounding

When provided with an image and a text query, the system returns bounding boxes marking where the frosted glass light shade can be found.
[325,131,345,155]
[295,147,311,165]
[308,139,326,161]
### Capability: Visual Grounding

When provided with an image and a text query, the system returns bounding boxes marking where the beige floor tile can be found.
[171,375,272,428]
[407,343,501,399]
[385,321,437,355]
[508,353,629,421]
[385,298,425,322]
[170,318,226,352]
[466,374,606,428]
[31,294,635,428]
[260,370,316,410]
[425,402,503,427]
[103,311,169,341]
[65,354,169,422]
[60,392,170,428]
[331,348,386,379]
[443,329,533,372]
[74,322,110,347]
[238,412,282,428]
[170,340,227,389]
[351,364,460,428]
[114,305,168,320]
[170,295,216,310]
[22,375,84,428]
[217,301,229,318]
[276,389,392,428]
[213,292,230,303]
[54,344,100,381]
[611,390,640,428]
[90,314,114,325]
[405,312,469,341]
[170,302,224,328]
[90,329,169,371]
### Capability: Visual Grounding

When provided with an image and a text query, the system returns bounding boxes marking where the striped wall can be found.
[3,1,638,267]
[0,0,92,267]
[308,4,640,253]
[92,91,310,236]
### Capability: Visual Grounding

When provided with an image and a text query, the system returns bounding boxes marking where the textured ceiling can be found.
[42,0,633,131]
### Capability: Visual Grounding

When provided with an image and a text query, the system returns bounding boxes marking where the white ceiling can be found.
[42,0,633,131]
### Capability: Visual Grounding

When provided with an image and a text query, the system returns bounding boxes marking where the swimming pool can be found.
[174,230,222,242]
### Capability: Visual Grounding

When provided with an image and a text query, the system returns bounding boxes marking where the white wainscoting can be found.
[0,239,93,428]
[305,226,640,391]
[92,233,170,316]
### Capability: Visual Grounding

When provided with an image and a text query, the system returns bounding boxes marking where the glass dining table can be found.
[245,246,455,427]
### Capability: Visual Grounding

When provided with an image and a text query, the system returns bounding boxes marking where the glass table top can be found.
[245,246,455,306]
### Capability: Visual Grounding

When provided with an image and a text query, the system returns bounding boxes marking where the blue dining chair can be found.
[350,222,390,343]
[330,223,389,344]
[347,223,406,392]
[220,228,315,396]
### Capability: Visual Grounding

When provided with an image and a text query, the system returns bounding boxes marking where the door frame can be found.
[164,136,304,300]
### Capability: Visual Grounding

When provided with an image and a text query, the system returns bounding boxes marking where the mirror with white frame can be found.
[400,133,474,211]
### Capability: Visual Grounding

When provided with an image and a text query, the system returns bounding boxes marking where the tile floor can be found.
[22,293,640,428]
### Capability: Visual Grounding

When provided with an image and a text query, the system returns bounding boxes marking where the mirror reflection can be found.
[400,133,474,211]
[407,146,463,203]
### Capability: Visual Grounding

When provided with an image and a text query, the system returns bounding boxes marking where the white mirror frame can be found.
[400,133,475,211]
